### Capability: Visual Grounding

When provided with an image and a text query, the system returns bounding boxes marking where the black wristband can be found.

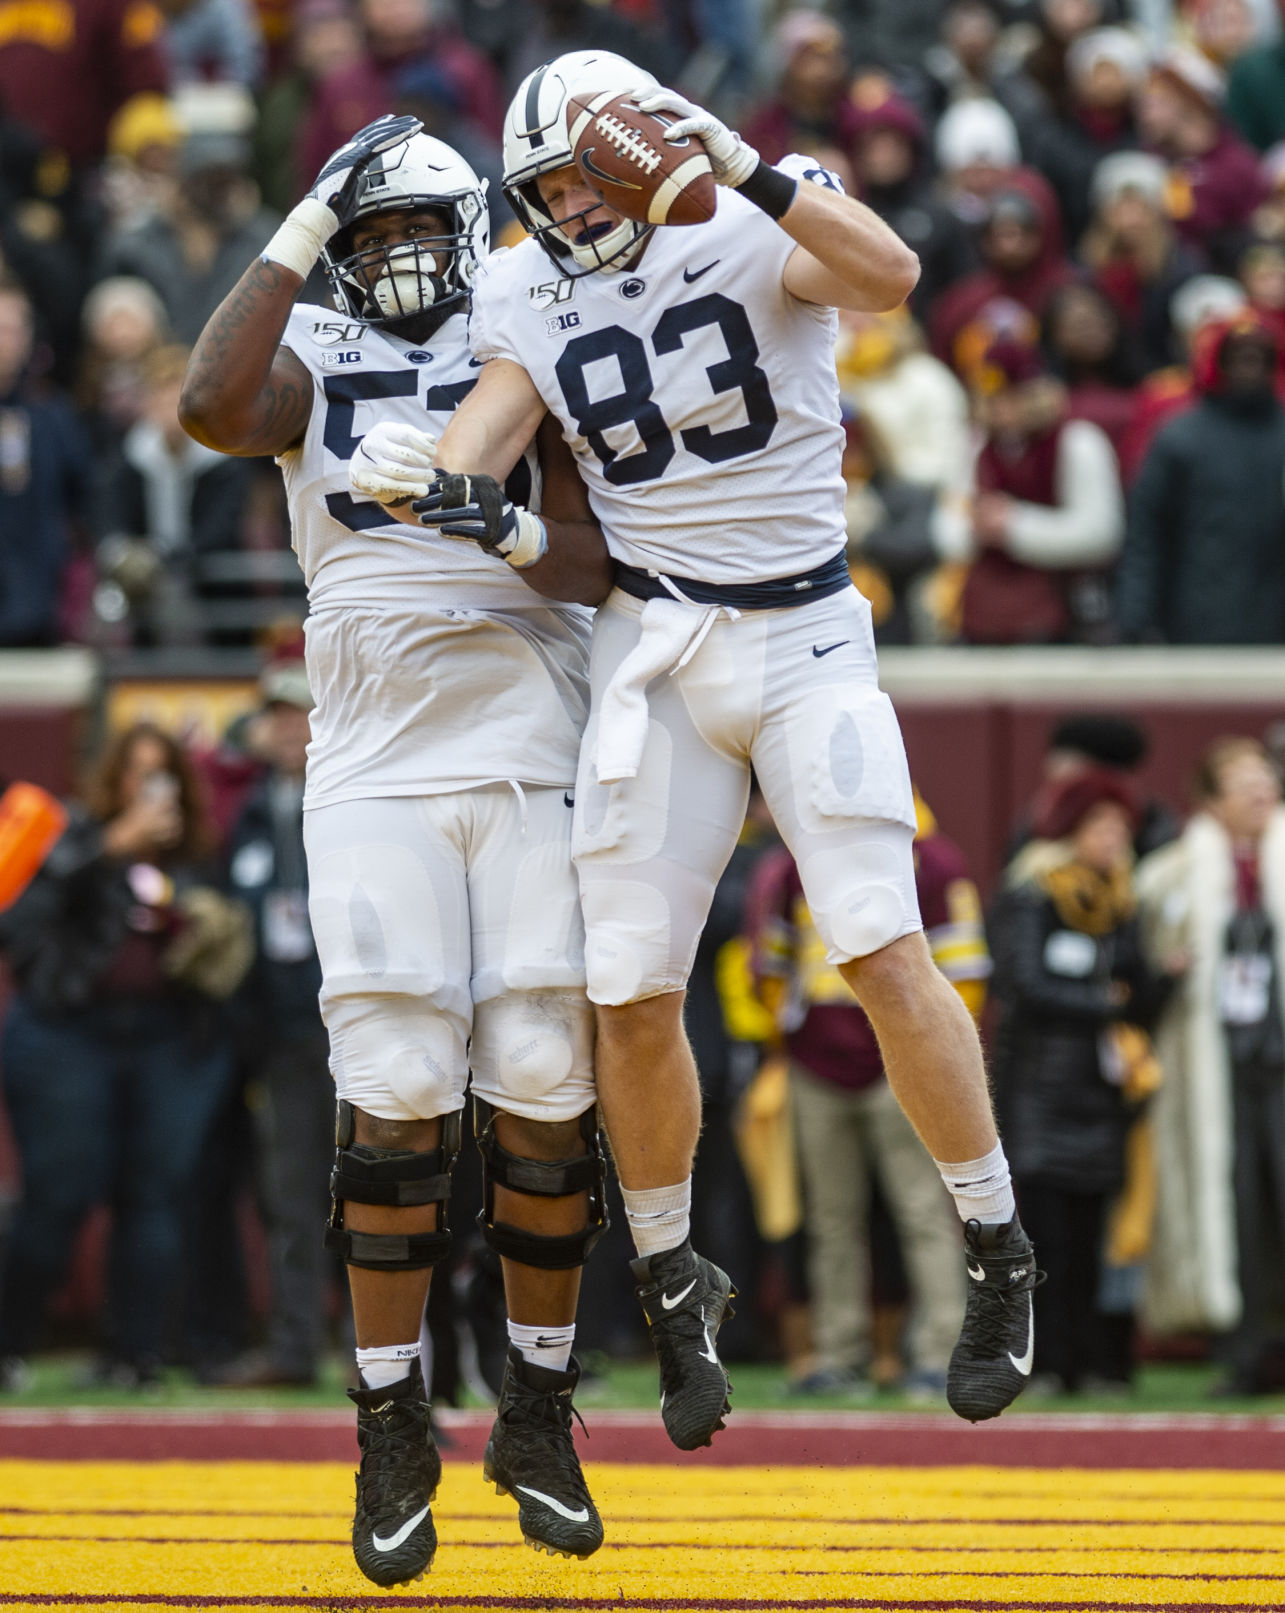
[736,158,798,220]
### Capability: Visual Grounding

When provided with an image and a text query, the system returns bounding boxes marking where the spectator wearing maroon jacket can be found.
[930,184,1076,375]
[748,795,985,1396]
[742,11,862,168]
[948,338,1123,645]
[1138,45,1268,273]
[298,0,503,181]
[1043,281,1142,460]
[0,0,168,171]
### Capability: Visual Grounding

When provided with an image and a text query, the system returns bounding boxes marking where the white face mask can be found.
[370,242,444,317]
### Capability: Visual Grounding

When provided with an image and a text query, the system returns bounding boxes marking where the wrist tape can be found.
[504,511,548,570]
[736,159,798,221]
[261,197,338,279]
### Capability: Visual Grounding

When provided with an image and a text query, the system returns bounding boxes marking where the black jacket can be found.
[988,881,1164,1195]
[1118,394,1285,644]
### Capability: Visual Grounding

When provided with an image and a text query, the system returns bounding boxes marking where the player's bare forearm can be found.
[779,183,919,312]
[516,519,613,605]
[179,258,313,456]
[438,357,547,481]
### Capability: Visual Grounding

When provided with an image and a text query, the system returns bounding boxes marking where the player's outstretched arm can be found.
[181,113,423,456]
[526,415,613,606]
[636,89,919,313]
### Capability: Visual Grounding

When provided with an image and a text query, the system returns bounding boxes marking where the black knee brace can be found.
[474,1098,609,1270]
[324,1100,461,1271]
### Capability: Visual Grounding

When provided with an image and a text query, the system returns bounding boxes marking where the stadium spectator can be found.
[0,276,89,648]
[99,127,281,346]
[297,0,503,181]
[76,277,169,456]
[840,408,943,646]
[930,186,1075,376]
[946,338,1124,645]
[1186,0,1258,73]
[504,0,679,105]
[921,0,1035,119]
[1012,0,1108,123]
[1136,738,1285,1391]
[1025,26,1148,243]
[252,0,363,213]
[1226,2,1285,150]
[0,0,167,172]
[1117,312,1285,643]
[213,662,335,1387]
[848,87,974,318]
[1043,281,1142,458]
[1082,151,1204,376]
[742,13,861,169]
[747,793,983,1397]
[1013,713,1183,863]
[159,0,265,87]
[933,96,1033,232]
[1137,46,1267,271]
[1240,240,1285,344]
[99,93,185,241]
[1117,271,1249,479]
[0,722,246,1390]
[836,308,972,495]
[988,769,1167,1395]
[92,344,255,646]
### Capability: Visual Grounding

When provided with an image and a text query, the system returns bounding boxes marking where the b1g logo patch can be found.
[318,349,362,367]
[545,310,581,335]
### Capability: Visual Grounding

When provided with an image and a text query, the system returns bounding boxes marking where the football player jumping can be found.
[356,53,1042,1446]
[181,118,613,1585]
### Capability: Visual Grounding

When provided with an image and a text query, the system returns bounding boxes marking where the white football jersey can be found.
[469,155,848,587]
[279,303,591,808]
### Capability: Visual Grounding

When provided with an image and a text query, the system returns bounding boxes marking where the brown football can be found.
[566,89,717,227]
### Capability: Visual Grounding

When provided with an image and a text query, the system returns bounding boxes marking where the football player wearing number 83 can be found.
[179,117,620,1586]
[363,47,1042,1446]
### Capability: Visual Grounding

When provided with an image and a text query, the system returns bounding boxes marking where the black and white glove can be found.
[412,473,548,570]
[633,88,797,218]
[261,114,423,278]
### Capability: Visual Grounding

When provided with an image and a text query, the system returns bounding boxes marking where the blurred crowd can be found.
[0,0,1283,645]
[6,696,1285,1404]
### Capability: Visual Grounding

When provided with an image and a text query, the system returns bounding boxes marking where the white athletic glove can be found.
[349,421,440,505]
[633,88,759,187]
[261,114,423,279]
[413,473,548,570]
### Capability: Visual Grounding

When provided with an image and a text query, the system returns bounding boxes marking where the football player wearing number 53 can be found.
[357,50,1042,1446]
[180,117,620,1586]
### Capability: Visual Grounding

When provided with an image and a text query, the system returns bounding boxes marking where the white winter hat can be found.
[1169,275,1248,337]
[1091,150,1168,208]
[1067,27,1149,90]
[935,98,1020,172]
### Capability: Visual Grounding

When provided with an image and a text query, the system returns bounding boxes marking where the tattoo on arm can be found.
[182,258,313,457]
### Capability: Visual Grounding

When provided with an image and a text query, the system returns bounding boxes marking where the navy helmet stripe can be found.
[524,64,550,148]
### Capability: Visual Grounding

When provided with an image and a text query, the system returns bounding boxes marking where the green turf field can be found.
[2,1354,1280,1415]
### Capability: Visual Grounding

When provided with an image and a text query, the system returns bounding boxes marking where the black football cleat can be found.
[347,1370,441,1586]
[947,1216,1042,1422]
[483,1347,603,1559]
[631,1238,736,1451]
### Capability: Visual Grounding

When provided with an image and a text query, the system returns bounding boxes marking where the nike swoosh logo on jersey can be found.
[516,1485,591,1522]
[468,356,483,367]
[661,1278,697,1310]
[812,641,849,658]
[580,148,644,190]
[683,260,720,283]
[1008,1299,1034,1376]
[371,1502,432,1553]
[967,1261,986,1282]
[564,792,575,808]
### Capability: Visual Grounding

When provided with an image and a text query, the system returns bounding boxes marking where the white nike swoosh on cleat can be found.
[967,1261,986,1282]
[1008,1299,1034,1376]
[371,1503,432,1552]
[515,1485,591,1522]
[661,1278,697,1310]
[699,1307,719,1365]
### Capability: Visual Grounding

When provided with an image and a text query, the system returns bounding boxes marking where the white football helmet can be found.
[503,51,658,276]
[322,132,489,327]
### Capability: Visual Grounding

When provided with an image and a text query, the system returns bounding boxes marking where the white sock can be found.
[355,1342,421,1390]
[508,1321,575,1374]
[621,1178,692,1259]
[934,1142,1016,1226]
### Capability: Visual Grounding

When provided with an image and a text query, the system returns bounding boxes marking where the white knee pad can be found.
[325,992,470,1123]
[470,988,596,1123]
[799,824,922,964]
